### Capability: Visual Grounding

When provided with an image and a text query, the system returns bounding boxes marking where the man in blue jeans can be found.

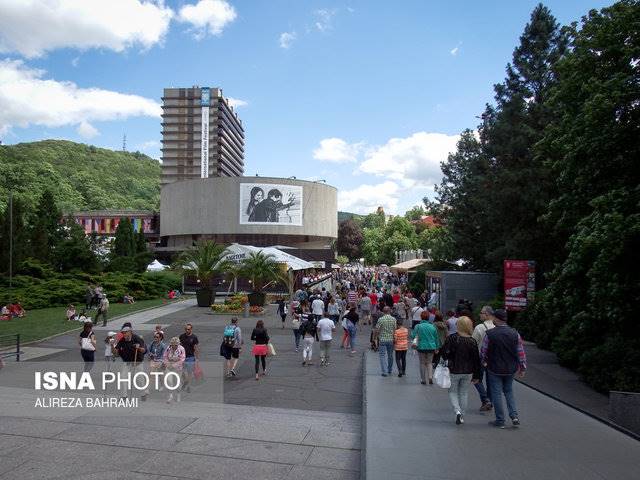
[374,307,397,376]
[480,309,526,428]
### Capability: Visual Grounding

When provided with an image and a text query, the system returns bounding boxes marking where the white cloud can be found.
[359,132,459,187]
[314,9,336,32]
[227,97,248,109]
[178,0,236,39]
[338,181,400,214]
[0,0,174,58]
[71,57,80,67]
[137,140,160,150]
[77,121,99,139]
[313,138,363,163]
[279,31,296,49]
[0,59,161,136]
[450,41,462,56]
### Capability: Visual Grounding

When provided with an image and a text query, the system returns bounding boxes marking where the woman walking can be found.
[432,312,448,367]
[79,320,96,372]
[301,316,316,365]
[394,318,409,377]
[441,316,481,425]
[411,311,440,384]
[344,306,359,355]
[163,337,186,403]
[276,297,287,328]
[251,320,270,380]
[327,297,340,323]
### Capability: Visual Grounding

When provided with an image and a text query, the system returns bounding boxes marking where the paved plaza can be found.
[0,300,638,479]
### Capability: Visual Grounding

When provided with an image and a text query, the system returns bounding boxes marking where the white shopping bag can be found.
[434,361,451,388]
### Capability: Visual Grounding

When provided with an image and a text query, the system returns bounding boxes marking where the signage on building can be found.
[200,88,210,178]
[504,260,536,311]
[239,183,303,226]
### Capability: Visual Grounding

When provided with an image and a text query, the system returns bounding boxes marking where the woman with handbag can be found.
[163,337,185,403]
[251,320,270,380]
[411,311,439,384]
[78,320,96,372]
[441,316,481,425]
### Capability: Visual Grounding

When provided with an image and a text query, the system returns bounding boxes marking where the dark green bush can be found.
[0,271,181,310]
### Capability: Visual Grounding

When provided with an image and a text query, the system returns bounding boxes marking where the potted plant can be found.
[238,251,286,306]
[172,241,228,307]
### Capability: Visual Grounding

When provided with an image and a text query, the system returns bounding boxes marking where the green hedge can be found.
[0,270,181,310]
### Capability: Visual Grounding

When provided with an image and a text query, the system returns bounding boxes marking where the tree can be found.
[362,211,386,229]
[419,226,456,268]
[172,240,228,287]
[135,229,147,254]
[404,205,426,221]
[336,219,363,260]
[519,1,640,392]
[113,218,136,257]
[0,197,29,275]
[361,228,384,265]
[54,216,100,273]
[29,190,61,264]
[239,251,285,293]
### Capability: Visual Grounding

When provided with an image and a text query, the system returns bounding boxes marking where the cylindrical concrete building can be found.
[158,176,337,261]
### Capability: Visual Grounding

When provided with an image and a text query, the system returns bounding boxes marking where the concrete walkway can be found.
[0,301,364,479]
[363,350,640,480]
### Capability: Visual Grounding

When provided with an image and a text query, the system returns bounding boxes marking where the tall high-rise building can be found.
[161,87,244,184]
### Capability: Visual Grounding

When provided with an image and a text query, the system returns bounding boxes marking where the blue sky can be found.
[0,0,610,214]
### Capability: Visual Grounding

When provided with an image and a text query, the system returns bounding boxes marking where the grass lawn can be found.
[0,298,175,345]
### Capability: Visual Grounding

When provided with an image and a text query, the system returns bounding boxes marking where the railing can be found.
[0,333,21,361]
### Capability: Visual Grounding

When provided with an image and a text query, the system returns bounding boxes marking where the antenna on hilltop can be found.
[122,134,127,152]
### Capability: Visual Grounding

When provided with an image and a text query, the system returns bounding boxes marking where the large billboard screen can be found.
[239,183,303,225]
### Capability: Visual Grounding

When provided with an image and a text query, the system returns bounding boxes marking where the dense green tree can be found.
[0,140,160,213]
[54,216,100,273]
[404,206,426,222]
[113,218,136,258]
[419,226,457,268]
[361,228,384,265]
[135,229,147,254]
[0,197,29,275]
[436,4,567,277]
[361,211,386,230]
[336,219,363,260]
[519,1,640,392]
[29,190,62,264]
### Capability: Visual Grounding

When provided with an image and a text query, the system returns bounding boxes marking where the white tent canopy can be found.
[146,259,168,271]
[389,258,428,272]
[221,243,315,271]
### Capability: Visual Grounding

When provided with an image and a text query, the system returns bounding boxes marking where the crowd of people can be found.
[73,265,526,429]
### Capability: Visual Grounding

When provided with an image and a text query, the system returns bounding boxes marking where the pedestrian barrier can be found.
[0,333,21,361]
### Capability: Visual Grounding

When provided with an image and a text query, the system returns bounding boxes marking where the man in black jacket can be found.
[113,326,148,400]
[480,309,526,428]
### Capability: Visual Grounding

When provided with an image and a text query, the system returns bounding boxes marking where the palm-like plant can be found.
[239,251,285,292]
[172,241,228,305]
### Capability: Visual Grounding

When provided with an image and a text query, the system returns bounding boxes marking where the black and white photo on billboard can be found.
[239,183,303,225]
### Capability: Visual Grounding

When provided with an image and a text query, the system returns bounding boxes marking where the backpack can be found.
[223,325,236,346]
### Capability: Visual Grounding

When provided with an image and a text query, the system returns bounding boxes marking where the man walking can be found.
[316,314,335,366]
[221,317,242,377]
[375,307,397,377]
[481,309,526,428]
[472,305,495,411]
[311,295,325,323]
[112,326,147,400]
[96,294,109,327]
[179,323,200,394]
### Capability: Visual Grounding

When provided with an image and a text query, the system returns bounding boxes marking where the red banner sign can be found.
[504,260,535,311]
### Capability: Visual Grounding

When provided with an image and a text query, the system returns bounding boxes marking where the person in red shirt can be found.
[392,291,401,305]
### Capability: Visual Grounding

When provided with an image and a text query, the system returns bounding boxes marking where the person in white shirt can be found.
[446,311,458,335]
[316,316,336,366]
[410,305,424,329]
[311,296,325,322]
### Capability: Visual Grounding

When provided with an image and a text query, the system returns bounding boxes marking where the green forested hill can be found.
[0,140,160,212]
